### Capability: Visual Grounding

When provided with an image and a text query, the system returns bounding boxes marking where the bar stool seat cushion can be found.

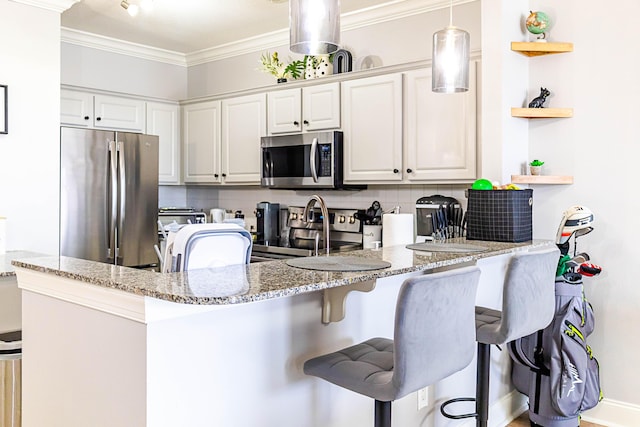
[304,337,395,401]
[304,266,481,404]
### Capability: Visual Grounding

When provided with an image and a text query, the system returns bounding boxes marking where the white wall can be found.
[0,1,61,255]
[61,43,188,101]
[187,2,482,98]
[482,0,640,423]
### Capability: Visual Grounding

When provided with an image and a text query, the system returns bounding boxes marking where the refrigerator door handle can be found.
[117,139,127,261]
[108,140,118,259]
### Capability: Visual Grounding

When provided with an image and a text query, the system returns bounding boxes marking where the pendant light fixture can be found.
[290,0,341,55]
[432,0,470,93]
[120,0,153,17]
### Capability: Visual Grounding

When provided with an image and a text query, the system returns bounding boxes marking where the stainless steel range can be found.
[251,206,363,262]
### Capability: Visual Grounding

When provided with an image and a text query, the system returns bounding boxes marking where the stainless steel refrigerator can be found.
[60,127,159,268]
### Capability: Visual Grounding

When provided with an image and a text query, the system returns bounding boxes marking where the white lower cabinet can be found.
[342,73,404,183]
[146,101,180,184]
[221,93,266,184]
[183,94,265,185]
[182,100,221,183]
[404,64,477,182]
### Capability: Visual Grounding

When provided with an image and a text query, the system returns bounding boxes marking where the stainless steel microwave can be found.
[260,131,364,190]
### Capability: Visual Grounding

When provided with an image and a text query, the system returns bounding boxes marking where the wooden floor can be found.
[508,412,605,427]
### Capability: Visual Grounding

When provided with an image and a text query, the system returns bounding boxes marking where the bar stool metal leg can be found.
[374,400,391,427]
[476,343,491,427]
[439,343,492,426]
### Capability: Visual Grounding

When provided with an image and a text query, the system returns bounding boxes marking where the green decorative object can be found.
[529,160,544,176]
[471,178,493,190]
[526,11,551,41]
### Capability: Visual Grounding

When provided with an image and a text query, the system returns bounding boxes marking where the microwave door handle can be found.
[265,150,273,178]
[108,140,118,260]
[310,137,319,183]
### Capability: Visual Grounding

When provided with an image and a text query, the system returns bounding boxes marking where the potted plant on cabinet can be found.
[259,51,305,83]
[529,159,544,175]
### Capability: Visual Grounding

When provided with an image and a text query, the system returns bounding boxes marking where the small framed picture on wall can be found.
[0,85,7,134]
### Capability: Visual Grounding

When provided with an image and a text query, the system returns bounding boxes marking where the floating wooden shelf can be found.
[511,42,574,57]
[511,175,574,185]
[511,108,573,118]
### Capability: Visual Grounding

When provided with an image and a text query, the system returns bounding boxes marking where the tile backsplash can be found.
[160,184,470,223]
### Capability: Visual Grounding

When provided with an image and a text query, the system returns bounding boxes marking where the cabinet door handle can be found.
[84,116,90,120]
[293,121,299,126]
[96,117,102,121]
[222,173,227,178]
[214,174,219,178]
[303,120,309,125]
[393,169,399,174]
[406,168,413,173]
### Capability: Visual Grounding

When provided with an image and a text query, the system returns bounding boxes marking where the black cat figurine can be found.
[528,87,550,108]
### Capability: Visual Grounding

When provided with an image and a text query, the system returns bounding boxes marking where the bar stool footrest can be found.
[440,397,477,420]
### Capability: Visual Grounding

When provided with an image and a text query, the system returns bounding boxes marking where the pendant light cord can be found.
[449,0,453,27]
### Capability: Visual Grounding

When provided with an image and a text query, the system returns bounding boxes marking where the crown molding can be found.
[11,0,79,13]
[61,0,477,67]
[61,27,188,67]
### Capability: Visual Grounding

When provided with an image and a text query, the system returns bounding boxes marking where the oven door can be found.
[260,132,338,188]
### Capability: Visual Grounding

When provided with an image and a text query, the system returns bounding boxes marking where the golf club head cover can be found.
[579,263,602,277]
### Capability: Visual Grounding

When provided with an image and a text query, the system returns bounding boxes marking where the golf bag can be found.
[508,273,602,426]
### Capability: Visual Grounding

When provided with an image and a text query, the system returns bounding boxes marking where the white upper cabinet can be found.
[341,64,478,184]
[221,93,266,185]
[61,90,93,127]
[61,89,146,132]
[94,94,146,132]
[267,82,340,134]
[404,63,477,182]
[146,101,180,185]
[341,73,404,183]
[182,94,265,185]
[182,100,221,183]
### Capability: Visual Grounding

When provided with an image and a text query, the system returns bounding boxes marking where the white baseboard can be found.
[582,398,640,427]
[451,390,640,427]
[459,390,528,427]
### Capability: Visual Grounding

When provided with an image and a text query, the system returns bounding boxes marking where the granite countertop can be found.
[11,239,554,305]
[1,251,47,277]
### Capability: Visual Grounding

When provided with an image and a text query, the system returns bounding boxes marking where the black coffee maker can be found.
[256,202,280,245]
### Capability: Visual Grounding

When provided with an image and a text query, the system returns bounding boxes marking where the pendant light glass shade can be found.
[290,0,340,55]
[432,26,470,93]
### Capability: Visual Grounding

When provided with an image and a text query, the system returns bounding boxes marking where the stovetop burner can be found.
[251,206,364,261]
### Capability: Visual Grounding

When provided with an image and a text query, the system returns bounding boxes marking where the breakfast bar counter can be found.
[12,238,552,305]
[13,239,553,427]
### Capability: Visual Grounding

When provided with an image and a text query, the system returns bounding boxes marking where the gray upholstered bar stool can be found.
[303,266,481,427]
[441,246,560,427]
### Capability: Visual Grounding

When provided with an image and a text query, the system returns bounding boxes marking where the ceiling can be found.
[61,0,398,54]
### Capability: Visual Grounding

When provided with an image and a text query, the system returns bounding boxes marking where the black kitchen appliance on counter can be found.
[416,196,464,242]
[256,202,280,246]
[251,206,364,262]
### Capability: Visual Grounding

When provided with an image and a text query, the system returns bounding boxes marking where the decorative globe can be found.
[526,11,551,37]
